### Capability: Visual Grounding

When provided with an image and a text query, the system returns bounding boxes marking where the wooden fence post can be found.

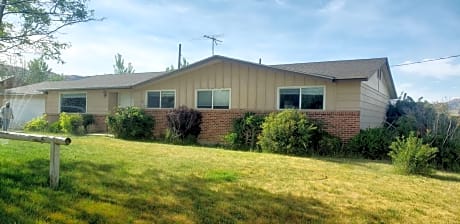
[49,142,60,189]
[0,131,70,189]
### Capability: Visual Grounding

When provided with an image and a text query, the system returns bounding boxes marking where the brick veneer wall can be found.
[146,109,360,143]
[47,110,360,143]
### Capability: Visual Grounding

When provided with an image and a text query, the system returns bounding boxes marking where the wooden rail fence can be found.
[0,131,71,189]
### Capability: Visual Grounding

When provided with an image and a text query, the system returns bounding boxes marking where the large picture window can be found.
[60,93,87,113]
[146,90,175,108]
[197,89,230,109]
[279,86,324,110]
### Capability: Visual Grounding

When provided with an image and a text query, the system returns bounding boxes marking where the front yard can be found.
[0,136,459,223]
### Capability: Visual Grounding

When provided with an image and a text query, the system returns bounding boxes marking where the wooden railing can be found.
[0,131,71,189]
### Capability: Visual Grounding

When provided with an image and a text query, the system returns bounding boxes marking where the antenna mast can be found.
[203,34,223,56]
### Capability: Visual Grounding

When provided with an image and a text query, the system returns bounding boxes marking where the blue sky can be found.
[49,0,459,102]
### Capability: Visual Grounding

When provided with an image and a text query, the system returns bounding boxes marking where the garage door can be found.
[7,95,45,130]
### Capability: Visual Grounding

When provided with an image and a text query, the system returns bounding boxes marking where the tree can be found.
[113,53,135,74]
[165,65,175,72]
[0,0,99,62]
[165,57,189,72]
[25,57,51,84]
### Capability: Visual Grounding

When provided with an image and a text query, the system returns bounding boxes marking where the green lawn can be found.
[0,136,459,223]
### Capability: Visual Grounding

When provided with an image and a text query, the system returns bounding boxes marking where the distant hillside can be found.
[0,63,85,87]
[448,98,460,116]
[64,75,86,81]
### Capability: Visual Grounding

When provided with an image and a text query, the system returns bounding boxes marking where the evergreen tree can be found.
[113,53,135,74]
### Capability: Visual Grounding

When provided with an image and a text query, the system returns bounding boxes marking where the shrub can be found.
[347,127,395,160]
[59,112,85,135]
[225,112,265,150]
[389,132,438,175]
[316,134,344,156]
[386,93,460,171]
[423,113,460,171]
[82,114,95,133]
[258,110,317,155]
[165,106,202,144]
[48,121,61,133]
[24,115,48,132]
[106,107,155,140]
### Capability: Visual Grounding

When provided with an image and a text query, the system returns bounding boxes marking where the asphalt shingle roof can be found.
[3,81,54,95]
[2,56,394,97]
[40,72,165,91]
[270,58,388,80]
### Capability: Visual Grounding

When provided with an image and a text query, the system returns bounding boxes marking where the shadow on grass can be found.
[312,156,391,167]
[0,158,341,223]
[428,173,460,182]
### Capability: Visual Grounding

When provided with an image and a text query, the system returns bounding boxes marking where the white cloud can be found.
[319,0,346,14]
[396,58,460,79]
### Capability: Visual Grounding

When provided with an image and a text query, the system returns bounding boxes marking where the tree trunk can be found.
[0,0,7,25]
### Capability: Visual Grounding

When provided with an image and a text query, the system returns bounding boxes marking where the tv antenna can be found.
[203,34,223,56]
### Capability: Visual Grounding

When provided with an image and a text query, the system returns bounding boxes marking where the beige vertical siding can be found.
[87,90,108,114]
[137,61,362,111]
[360,71,391,129]
[46,91,59,114]
[108,92,118,112]
[46,90,109,115]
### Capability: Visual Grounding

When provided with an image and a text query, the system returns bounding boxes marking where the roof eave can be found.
[40,86,134,92]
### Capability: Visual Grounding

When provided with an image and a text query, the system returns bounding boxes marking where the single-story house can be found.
[3,55,397,142]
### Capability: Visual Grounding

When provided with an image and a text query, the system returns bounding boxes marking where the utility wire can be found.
[391,54,460,67]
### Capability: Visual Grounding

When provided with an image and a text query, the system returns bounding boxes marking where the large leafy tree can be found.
[0,0,99,62]
[25,57,50,84]
[113,53,135,74]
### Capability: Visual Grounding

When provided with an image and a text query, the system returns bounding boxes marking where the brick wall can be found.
[306,111,361,141]
[47,110,360,143]
[147,109,360,143]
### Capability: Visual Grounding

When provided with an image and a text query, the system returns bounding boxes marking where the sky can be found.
[28,0,460,101]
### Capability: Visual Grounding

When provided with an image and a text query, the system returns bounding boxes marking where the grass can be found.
[0,136,459,223]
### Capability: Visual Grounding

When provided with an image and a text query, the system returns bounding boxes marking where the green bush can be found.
[59,112,85,135]
[317,134,343,156]
[389,132,438,175]
[82,114,95,132]
[347,127,395,160]
[106,107,155,140]
[165,106,202,144]
[48,121,61,133]
[258,110,317,155]
[24,115,48,132]
[225,112,265,150]
[386,93,460,171]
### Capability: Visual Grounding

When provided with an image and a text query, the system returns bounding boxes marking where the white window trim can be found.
[59,92,88,113]
[145,89,176,109]
[195,88,231,110]
[277,86,326,110]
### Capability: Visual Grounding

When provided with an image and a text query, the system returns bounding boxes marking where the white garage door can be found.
[6,95,45,130]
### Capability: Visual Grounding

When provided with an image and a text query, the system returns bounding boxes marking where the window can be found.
[146,90,175,108]
[279,86,324,110]
[61,93,86,113]
[197,89,230,109]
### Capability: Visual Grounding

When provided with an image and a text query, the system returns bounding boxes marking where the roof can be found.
[270,58,388,80]
[2,81,54,95]
[2,55,397,98]
[1,72,165,95]
[40,72,165,91]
